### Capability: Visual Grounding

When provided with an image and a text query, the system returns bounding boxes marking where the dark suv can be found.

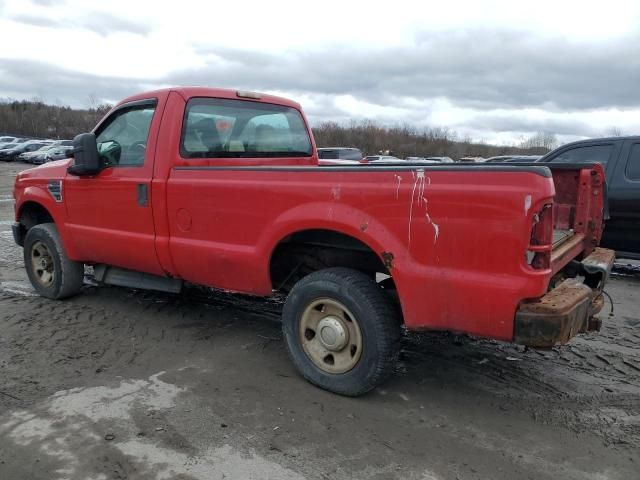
[538,136,640,258]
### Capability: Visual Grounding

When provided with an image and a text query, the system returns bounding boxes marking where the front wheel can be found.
[282,268,401,396]
[23,223,84,299]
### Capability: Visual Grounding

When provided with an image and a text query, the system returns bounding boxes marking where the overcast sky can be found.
[1,0,639,144]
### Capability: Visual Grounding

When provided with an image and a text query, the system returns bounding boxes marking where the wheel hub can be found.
[299,297,363,374]
[31,240,55,287]
[317,316,349,351]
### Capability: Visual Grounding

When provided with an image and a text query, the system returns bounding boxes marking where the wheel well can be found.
[19,201,54,229]
[269,229,397,294]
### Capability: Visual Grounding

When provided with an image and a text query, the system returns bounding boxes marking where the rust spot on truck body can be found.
[381,251,394,269]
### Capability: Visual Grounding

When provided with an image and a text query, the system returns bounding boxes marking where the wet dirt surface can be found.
[0,162,639,479]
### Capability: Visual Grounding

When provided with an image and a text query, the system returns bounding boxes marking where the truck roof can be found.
[116,87,303,110]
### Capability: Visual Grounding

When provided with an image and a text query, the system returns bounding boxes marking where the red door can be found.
[64,97,165,275]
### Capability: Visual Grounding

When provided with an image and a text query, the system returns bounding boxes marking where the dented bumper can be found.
[514,248,615,348]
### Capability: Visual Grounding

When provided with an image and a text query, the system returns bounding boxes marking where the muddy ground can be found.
[0,162,638,480]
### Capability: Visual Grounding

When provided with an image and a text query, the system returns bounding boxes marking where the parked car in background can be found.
[0,141,52,161]
[537,136,640,258]
[50,139,73,147]
[37,145,73,164]
[17,144,57,163]
[369,157,456,165]
[0,142,19,150]
[404,157,441,163]
[0,136,18,143]
[365,155,402,162]
[317,147,363,161]
[459,156,486,162]
[424,156,454,163]
[486,155,543,163]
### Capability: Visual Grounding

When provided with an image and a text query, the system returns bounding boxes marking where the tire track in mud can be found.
[1,270,639,450]
[396,324,640,447]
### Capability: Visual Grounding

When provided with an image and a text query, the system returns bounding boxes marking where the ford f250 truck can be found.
[12,87,615,396]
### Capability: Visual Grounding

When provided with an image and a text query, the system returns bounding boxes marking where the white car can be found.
[365,155,402,163]
[424,156,454,163]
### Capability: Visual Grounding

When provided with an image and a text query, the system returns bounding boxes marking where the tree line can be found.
[0,99,111,139]
[313,121,553,159]
[1,99,553,158]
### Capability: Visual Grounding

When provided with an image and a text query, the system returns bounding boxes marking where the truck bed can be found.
[553,229,574,248]
[501,161,607,275]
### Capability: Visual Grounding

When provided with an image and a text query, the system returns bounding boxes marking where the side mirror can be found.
[67,133,102,176]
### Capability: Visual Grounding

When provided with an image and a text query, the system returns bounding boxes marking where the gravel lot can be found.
[0,162,638,480]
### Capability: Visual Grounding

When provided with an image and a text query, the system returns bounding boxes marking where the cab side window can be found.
[95,103,156,167]
[549,144,613,165]
[626,144,640,181]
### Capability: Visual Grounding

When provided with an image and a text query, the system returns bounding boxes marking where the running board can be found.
[93,265,182,293]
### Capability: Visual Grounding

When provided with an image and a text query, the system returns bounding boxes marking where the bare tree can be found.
[604,126,623,137]
[312,120,546,159]
[519,131,557,153]
[0,99,113,138]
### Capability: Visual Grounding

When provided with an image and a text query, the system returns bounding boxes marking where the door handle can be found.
[137,184,149,207]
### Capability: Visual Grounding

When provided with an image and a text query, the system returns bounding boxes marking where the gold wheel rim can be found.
[31,241,55,287]
[299,298,363,374]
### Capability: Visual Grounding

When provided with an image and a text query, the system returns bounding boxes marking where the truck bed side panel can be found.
[166,167,555,341]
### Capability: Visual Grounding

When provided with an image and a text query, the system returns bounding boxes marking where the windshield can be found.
[181,98,312,158]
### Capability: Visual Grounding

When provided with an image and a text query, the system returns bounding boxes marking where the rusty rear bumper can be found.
[514,248,615,348]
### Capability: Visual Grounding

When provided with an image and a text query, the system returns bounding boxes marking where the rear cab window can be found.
[180,98,312,158]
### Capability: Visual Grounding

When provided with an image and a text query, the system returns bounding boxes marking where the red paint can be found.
[13,87,607,343]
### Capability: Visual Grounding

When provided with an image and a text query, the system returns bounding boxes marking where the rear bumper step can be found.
[514,248,615,348]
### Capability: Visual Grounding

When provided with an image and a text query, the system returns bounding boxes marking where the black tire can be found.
[282,267,401,396]
[23,223,84,299]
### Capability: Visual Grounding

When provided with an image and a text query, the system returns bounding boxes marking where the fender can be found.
[17,185,62,223]
[16,185,81,260]
[258,201,414,319]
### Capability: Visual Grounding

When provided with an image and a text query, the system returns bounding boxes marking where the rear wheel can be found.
[24,223,84,299]
[282,268,401,396]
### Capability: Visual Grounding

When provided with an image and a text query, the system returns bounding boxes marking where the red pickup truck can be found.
[12,87,615,396]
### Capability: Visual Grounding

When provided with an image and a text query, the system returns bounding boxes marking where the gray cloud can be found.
[186,30,640,111]
[466,113,594,137]
[9,11,151,36]
[79,12,152,37]
[9,13,54,28]
[1,28,639,139]
[0,59,148,106]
